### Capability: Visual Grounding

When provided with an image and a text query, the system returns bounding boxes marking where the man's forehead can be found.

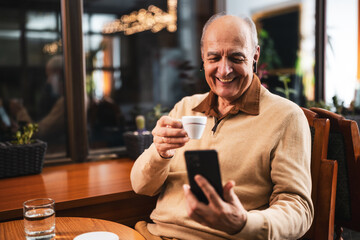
[204,35,247,46]
[203,16,252,47]
[203,34,251,54]
[204,42,246,52]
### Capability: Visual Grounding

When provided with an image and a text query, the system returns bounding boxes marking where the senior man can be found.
[131,13,313,240]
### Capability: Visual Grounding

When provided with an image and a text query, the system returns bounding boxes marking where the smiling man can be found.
[131,13,313,240]
[201,15,259,116]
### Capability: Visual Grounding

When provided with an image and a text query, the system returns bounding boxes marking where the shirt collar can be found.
[192,74,261,118]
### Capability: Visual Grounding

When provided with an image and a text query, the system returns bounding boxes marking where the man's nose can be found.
[218,59,233,76]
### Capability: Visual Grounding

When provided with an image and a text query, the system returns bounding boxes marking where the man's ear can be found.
[200,50,205,71]
[253,45,260,62]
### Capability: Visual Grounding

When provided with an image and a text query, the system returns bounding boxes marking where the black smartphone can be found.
[184,150,223,204]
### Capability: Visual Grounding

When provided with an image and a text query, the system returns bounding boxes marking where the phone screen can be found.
[184,150,223,204]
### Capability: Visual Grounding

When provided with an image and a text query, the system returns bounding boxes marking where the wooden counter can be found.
[0,158,156,226]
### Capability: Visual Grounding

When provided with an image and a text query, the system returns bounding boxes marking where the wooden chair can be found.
[310,107,360,239]
[299,107,338,240]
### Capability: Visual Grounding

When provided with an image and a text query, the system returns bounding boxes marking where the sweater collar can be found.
[192,74,261,119]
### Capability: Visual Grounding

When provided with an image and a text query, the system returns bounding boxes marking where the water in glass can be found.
[23,198,55,240]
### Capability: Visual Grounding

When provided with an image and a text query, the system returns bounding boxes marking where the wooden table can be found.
[0,158,156,225]
[0,217,145,240]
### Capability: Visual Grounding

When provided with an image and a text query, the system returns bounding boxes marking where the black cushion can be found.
[327,132,351,221]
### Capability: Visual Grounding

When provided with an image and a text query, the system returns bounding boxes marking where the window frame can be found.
[61,0,88,162]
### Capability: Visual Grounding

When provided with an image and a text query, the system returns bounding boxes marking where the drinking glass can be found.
[23,198,55,240]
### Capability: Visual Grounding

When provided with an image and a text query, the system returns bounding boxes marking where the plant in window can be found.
[258,29,282,75]
[123,114,153,160]
[147,104,168,131]
[330,95,360,116]
[306,99,331,110]
[135,115,146,133]
[275,75,297,100]
[0,123,47,178]
[13,123,39,145]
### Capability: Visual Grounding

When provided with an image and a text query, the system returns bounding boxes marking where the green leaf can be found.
[275,87,285,94]
[13,123,39,145]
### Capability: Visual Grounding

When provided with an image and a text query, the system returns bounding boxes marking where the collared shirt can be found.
[192,74,261,120]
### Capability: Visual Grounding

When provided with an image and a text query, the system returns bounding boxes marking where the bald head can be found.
[200,14,258,54]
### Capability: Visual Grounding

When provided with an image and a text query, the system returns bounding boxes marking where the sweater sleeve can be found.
[130,144,172,196]
[130,103,180,196]
[231,110,314,239]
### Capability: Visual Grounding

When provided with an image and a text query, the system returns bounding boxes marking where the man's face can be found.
[202,16,259,103]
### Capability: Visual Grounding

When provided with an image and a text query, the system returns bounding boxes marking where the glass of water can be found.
[23,198,55,240]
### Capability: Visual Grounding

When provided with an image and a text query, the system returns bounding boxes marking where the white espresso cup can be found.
[181,116,207,139]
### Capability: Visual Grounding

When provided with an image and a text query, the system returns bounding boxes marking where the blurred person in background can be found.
[9,55,65,142]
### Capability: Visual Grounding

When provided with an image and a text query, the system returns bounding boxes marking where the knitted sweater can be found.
[130,86,313,240]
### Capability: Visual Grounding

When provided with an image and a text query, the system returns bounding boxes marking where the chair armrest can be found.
[316,159,338,240]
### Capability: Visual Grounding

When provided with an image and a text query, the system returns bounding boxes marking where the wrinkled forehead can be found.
[202,16,253,52]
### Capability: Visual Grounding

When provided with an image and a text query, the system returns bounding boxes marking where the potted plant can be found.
[0,123,47,178]
[146,104,168,130]
[123,115,153,160]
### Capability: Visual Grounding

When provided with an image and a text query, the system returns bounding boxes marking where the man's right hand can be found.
[152,116,189,158]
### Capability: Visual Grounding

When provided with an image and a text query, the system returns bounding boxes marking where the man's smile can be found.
[216,77,236,83]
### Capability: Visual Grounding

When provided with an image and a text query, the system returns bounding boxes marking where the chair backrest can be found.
[310,107,360,233]
[299,107,338,240]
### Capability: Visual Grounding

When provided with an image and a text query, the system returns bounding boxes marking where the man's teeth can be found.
[218,78,234,83]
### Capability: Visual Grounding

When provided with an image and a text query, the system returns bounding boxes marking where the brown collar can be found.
[192,74,261,119]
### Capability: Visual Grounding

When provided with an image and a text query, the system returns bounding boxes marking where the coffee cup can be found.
[181,116,207,139]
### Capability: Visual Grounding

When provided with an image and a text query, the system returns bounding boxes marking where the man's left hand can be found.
[183,175,247,235]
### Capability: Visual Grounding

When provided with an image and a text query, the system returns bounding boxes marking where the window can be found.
[83,0,213,159]
[0,0,214,163]
[325,0,358,106]
[0,2,67,160]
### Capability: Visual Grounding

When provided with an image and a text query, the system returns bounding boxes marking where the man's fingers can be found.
[158,116,183,128]
[194,175,223,208]
[152,116,187,139]
[155,143,186,152]
[154,127,187,138]
[184,178,248,234]
[155,136,188,144]
[223,180,237,204]
[183,184,209,224]
[183,184,200,205]
[152,116,189,158]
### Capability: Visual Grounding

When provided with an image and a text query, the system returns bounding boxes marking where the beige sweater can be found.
[131,86,313,240]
